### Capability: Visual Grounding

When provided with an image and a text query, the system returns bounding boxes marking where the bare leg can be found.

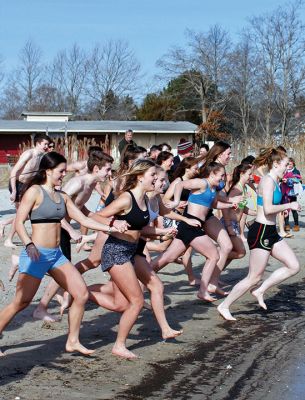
[49,262,94,355]
[9,254,19,281]
[75,231,107,274]
[181,247,200,285]
[4,216,18,249]
[88,281,129,312]
[252,241,300,310]
[190,236,220,302]
[204,216,232,289]
[217,249,270,320]
[239,213,247,242]
[33,279,61,321]
[134,255,182,339]
[151,238,186,272]
[0,215,15,238]
[278,212,287,237]
[0,274,41,355]
[109,262,144,359]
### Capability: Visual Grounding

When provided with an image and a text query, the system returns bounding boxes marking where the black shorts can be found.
[8,180,25,202]
[176,213,205,246]
[247,221,283,252]
[60,228,72,261]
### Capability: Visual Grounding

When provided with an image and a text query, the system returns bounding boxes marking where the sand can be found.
[1,189,305,400]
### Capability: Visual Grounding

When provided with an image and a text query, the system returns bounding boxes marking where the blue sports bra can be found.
[188,179,216,207]
[257,175,282,206]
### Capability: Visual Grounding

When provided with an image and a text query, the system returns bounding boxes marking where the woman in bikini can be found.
[218,148,301,321]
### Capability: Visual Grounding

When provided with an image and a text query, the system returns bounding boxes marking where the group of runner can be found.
[0,135,302,359]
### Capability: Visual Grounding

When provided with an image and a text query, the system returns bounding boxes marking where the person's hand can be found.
[26,243,40,261]
[70,230,82,242]
[161,227,177,240]
[10,190,16,203]
[185,218,201,227]
[290,202,301,212]
[164,200,179,209]
[113,220,130,233]
[178,201,188,209]
[230,195,243,204]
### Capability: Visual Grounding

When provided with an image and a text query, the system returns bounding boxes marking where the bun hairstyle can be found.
[118,159,156,194]
[200,161,224,178]
[228,163,253,194]
[253,147,287,170]
[21,152,67,198]
[204,141,231,166]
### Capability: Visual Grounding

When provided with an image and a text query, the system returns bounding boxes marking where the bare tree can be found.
[17,39,44,109]
[249,0,305,142]
[49,43,89,114]
[157,25,232,126]
[227,35,258,151]
[86,40,141,119]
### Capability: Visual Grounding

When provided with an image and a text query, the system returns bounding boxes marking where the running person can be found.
[0,152,122,356]
[218,147,301,321]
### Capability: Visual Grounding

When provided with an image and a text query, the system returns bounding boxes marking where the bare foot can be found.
[112,344,138,359]
[197,292,217,302]
[0,348,4,357]
[9,254,19,281]
[217,304,236,321]
[174,257,183,265]
[162,328,183,340]
[189,278,201,286]
[251,288,267,310]
[66,341,95,356]
[208,284,229,296]
[0,280,4,291]
[58,292,72,316]
[4,239,16,249]
[33,308,60,322]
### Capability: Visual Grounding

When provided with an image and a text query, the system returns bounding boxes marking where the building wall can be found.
[0,134,31,163]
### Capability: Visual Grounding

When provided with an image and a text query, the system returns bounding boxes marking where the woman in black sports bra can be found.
[89,159,165,359]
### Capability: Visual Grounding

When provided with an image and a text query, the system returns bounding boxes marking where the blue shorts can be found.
[19,246,69,279]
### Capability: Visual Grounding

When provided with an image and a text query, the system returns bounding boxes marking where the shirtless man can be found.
[2,134,49,248]
[33,150,118,321]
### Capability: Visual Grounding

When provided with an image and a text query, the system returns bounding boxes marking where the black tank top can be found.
[116,190,149,230]
[104,188,115,206]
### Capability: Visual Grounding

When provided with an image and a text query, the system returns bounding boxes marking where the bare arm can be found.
[15,186,39,245]
[262,177,298,215]
[165,179,207,209]
[63,193,118,233]
[163,178,181,202]
[9,150,32,200]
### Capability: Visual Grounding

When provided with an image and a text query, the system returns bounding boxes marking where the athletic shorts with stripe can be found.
[247,221,283,252]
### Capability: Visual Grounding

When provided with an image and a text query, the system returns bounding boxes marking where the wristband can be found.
[107,226,112,234]
[109,217,115,227]
[25,242,34,248]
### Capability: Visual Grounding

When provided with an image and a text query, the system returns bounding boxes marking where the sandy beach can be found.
[1,190,305,400]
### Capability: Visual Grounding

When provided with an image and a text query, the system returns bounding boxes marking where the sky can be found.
[0,0,304,88]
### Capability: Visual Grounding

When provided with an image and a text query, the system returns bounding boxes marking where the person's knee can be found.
[130,293,144,310]
[73,288,89,305]
[221,240,233,255]
[236,248,246,259]
[289,260,300,275]
[147,275,164,296]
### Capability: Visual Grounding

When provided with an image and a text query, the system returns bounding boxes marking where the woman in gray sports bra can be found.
[0,152,124,357]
